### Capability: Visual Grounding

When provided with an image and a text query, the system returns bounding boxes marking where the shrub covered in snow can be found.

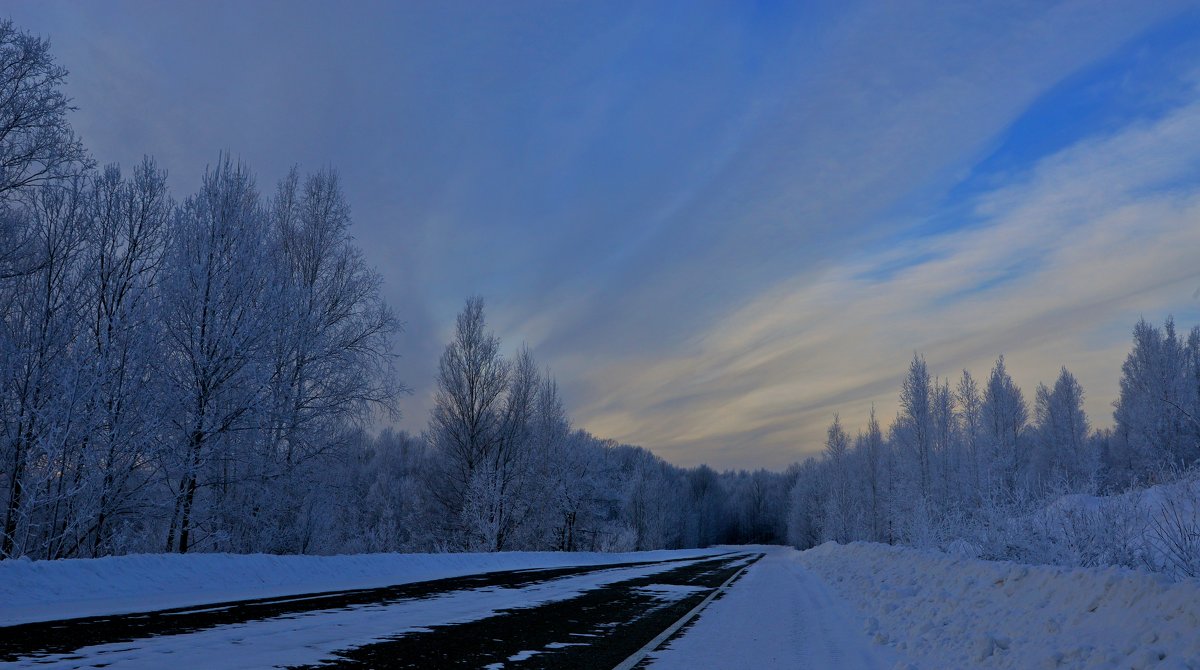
[965,476,1200,580]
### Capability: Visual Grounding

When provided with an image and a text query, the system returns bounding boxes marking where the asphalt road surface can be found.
[0,552,760,669]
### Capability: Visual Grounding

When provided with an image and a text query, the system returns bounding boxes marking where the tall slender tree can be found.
[426,297,509,548]
[1033,367,1092,489]
[76,159,171,557]
[160,157,273,553]
[981,355,1028,492]
[898,353,933,501]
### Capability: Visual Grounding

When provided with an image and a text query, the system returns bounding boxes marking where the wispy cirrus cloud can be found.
[572,90,1200,469]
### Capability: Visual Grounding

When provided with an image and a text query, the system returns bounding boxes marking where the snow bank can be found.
[798,542,1200,670]
[0,548,722,626]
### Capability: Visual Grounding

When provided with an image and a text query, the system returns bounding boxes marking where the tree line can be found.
[390,296,791,554]
[784,317,1200,576]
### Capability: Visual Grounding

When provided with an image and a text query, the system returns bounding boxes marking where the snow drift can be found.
[798,542,1200,669]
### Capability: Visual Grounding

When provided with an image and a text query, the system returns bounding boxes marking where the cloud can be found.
[515,1,1191,359]
[573,91,1200,470]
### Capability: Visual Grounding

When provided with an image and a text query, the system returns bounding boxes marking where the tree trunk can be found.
[177,429,204,554]
[1,438,27,558]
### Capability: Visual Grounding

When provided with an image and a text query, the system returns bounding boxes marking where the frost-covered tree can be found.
[1032,367,1093,489]
[264,168,399,465]
[981,355,1028,492]
[1112,318,1199,481]
[303,428,432,554]
[685,464,728,548]
[426,297,511,548]
[859,406,886,542]
[159,157,274,554]
[523,376,593,550]
[956,370,984,497]
[896,353,933,502]
[0,19,92,559]
[0,178,91,558]
[225,167,402,552]
[0,20,89,204]
[75,159,171,557]
[623,448,687,550]
[786,460,823,549]
[931,377,958,508]
[821,415,854,543]
[465,345,538,551]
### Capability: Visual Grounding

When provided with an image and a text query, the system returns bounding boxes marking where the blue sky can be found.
[10,1,1200,469]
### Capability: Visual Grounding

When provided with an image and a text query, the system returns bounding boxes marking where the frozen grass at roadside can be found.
[799,542,1200,669]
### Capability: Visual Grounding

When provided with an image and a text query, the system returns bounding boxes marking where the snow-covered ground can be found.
[0,547,722,626]
[799,541,1200,669]
[646,546,897,669]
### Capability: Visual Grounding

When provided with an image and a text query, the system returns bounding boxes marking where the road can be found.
[0,548,891,669]
[0,553,751,669]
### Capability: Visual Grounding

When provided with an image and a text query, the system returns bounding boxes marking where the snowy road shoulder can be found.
[644,546,896,669]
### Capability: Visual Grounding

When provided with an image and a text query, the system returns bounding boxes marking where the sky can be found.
[9,1,1200,470]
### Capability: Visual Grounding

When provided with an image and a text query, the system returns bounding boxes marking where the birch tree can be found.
[897,353,933,501]
[821,415,854,543]
[160,157,273,553]
[0,178,90,558]
[427,297,509,547]
[74,159,171,557]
